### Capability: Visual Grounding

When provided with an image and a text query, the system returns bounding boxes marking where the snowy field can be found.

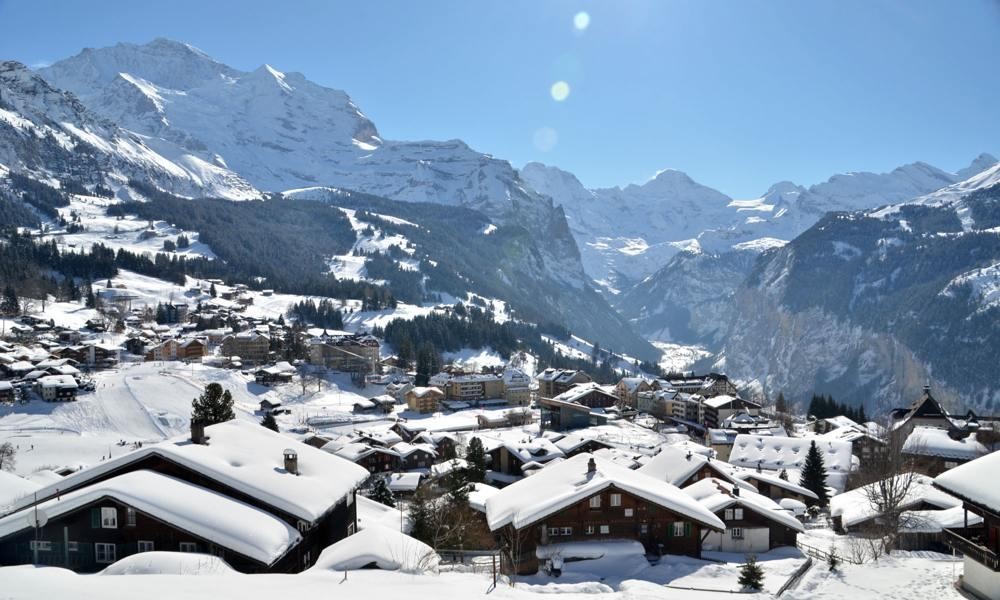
[652,342,712,374]
[0,549,964,600]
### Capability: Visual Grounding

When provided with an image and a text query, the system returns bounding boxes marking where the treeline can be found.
[8,173,69,220]
[287,299,344,330]
[808,393,867,424]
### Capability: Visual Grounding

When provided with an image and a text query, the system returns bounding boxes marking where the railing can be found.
[796,541,863,565]
[943,528,1000,571]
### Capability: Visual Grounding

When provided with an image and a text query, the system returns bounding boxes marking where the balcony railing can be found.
[944,528,1000,571]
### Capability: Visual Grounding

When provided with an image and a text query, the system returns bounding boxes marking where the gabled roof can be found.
[731,469,819,500]
[902,426,987,461]
[934,450,1000,514]
[10,420,368,523]
[682,477,804,533]
[831,473,960,528]
[637,446,745,489]
[485,453,725,531]
[0,470,300,565]
[552,382,616,404]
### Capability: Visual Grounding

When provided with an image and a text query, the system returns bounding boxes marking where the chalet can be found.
[637,446,747,490]
[34,375,78,402]
[360,429,404,448]
[553,434,613,458]
[729,434,854,493]
[707,428,739,461]
[817,422,887,464]
[386,472,423,496]
[889,385,953,443]
[385,381,413,402]
[258,399,282,414]
[831,473,962,535]
[536,369,592,399]
[177,338,207,361]
[902,426,987,476]
[731,470,819,505]
[637,389,701,422]
[392,442,437,471]
[484,454,725,574]
[122,336,148,357]
[405,386,444,414]
[221,331,270,365]
[307,333,380,374]
[484,437,565,477]
[664,373,738,398]
[144,339,179,362]
[683,478,804,553]
[0,420,369,573]
[934,451,1000,599]
[551,382,619,409]
[326,442,399,474]
[539,396,606,432]
[414,432,458,459]
[254,362,296,386]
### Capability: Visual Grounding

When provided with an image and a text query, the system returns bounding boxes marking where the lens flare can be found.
[550,81,571,102]
[573,11,590,31]
[533,127,558,152]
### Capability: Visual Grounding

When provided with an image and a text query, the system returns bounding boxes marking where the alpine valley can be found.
[2,38,999,414]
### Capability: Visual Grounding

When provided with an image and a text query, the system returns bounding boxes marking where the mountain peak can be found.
[956,152,999,181]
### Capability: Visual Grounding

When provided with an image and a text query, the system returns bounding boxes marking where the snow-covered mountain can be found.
[722,163,1000,414]
[521,156,997,291]
[0,60,258,199]
[1,39,657,361]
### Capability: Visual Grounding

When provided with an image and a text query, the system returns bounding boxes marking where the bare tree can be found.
[497,524,533,585]
[854,428,923,556]
[0,442,16,471]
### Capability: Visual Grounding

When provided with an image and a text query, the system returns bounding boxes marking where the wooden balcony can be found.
[944,528,1000,571]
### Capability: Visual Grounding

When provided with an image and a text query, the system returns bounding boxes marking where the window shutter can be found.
[91,508,100,528]
[684,522,691,536]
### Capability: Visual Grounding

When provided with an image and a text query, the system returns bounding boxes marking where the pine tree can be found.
[191,383,236,425]
[369,476,396,508]
[775,392,787,414]
[261,412,279,432]
[209,282,217,298]
[738,555,764,591]
[408,485,434,545]
[779,468,789,481]
[799,440,830,506]
[466,437,488,483]
[1,286,19,316]
[446,459,469,506]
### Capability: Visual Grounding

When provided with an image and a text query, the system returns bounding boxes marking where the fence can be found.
[796,540,863,565]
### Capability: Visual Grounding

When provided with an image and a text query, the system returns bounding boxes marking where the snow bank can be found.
[309,525,438,574]
[100,552,236,575]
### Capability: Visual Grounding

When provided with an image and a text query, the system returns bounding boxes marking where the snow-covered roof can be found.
[682,478,804,533]
[387,472,422,493]
[391,442,436,458]
[731,469,819,500]
[13,420,369,523]
[330,442,377,462]
[934,450,1000,513]
[553,434,608,454]
[830,473,961,528]
[36,374,78,389]
[503,437,565,465]
[551,382,615,404]
[901,505,983,533]
[902,426,987,460]
[702,394,739,409]
[309,524,438,573]
[467,482,500,513]
[0,471,41,512]
[430,459,467,478]
[485,453,725,531]
[0,470,300,564]
[730,435,852,474]
[637,446,743,488]
[409,386,443,398]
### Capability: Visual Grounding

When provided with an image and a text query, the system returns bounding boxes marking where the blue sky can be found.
[1,0,997,197]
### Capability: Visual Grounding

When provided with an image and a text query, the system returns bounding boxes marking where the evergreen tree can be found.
[775,392,787,414]
[261,412,279,432]
[369,476,396,508]
[209,282,217,298]
[465,437,488,483]
[738,555,764,591]
[1,285,19,316]
[799,440,830,506]
[408,485,434,545]
[84,279,96,308]
[446,460,469,505]
[779,468,789,481]
[191,383,236,425]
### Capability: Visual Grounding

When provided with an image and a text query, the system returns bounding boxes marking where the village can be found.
[1,274,999,600]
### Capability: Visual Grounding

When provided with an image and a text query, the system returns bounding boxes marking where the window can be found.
[672,522,686,537]
[599,525,610,535]
[137,540,154,553]
[67,542,79,552]
[724,509,733,520]
[610,493,622,507]
[585,525,595,535]
[302,550,311,568]
[624,508,634,517]
[730,528,744,539]
[734,508,744,520]
[179,542,198,553]
[640,524,649,535]
[548,527,560,537]
[95,543,116,564]
[297,520,309,533]
[560,527,572,536]
[126,507,137,527]
[29,541,52,551]
[347,522,356,536]
[589,496,601,509]
[101,507,117,528]
[945,461,958,469]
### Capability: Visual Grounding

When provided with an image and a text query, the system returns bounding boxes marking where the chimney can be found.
[685,451,692,461]
[587,457,596,474]
[283,449,299,475]
[733,485,740,497]
[191,420,207,445]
